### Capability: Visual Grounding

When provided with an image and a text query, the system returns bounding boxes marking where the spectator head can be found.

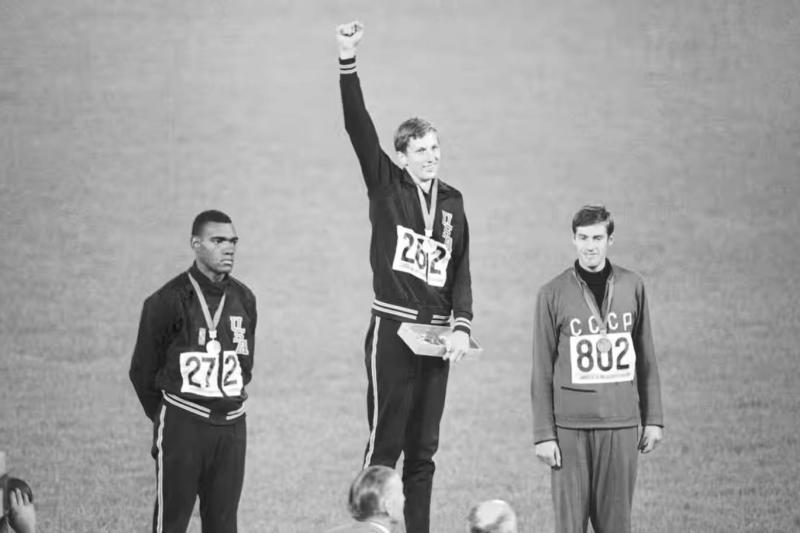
[347,466,404,523]
[467,499,517,533]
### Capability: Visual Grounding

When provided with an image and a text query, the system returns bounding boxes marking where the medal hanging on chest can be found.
[422,230,438,255]
[416,178,440,261]
[206,338,222,356]
[188,273,227,355]
[596,336,612,354]
[576,271,614,353]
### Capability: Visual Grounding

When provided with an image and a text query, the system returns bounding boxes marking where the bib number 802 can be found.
[568,332,637,384]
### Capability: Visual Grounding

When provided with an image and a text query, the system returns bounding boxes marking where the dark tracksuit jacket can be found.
[340,56,473,334]
[129,263,257,424]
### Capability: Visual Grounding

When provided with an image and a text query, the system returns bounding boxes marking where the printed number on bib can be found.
[180,351,243,397]
[569,332,637,384]
[392,225,451,287]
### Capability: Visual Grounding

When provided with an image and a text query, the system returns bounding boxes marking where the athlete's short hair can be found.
[191,210,232,237]
[467,500,518,533]
[347,466,398,521]
[394,117,438,153]
[571,204,614,237]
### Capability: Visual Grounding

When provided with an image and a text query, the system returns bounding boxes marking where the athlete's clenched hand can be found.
[337,21,364,59]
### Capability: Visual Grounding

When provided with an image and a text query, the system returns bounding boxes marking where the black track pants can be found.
[151,403,246,533]
[362,315,449,533]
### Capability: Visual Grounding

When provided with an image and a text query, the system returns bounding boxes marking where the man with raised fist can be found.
[337,21,475,533]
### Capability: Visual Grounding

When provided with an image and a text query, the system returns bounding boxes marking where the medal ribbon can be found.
[415,178,439,239]
[188,273,226,340]
[576,270,614,335]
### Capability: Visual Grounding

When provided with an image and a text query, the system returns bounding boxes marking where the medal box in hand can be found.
[397,323,483,358]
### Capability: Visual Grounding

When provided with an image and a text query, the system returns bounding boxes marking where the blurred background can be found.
[1,1,799,531]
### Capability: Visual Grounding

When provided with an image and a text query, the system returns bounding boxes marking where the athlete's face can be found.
[573,223,613,272]
[383,475,405,522]
[397,131,440,183]
[192,222,238,279]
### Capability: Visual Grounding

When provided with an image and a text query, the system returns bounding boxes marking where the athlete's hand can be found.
[639,425,663,453]
[442,330,470,363]
[336,21,364,59]
[8,488,36,533]
[535,440,562,469]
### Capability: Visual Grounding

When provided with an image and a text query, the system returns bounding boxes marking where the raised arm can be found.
[337,21,394,192]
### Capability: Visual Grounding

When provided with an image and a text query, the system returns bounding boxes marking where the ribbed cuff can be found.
[453,316,472,335]
[339,57,356,75]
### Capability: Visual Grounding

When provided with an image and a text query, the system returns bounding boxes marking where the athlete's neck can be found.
[576,259,611,308]
[408,171,434,193]
[194,261,227,283]
[579,259,607,273]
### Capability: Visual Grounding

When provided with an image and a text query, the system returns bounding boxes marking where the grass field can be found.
[1,1,799,532]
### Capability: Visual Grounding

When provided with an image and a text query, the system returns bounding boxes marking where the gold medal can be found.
[206,339,222,355]
[423,237,438,255]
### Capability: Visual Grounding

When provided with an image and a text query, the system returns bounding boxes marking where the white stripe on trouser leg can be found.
[363,316,381,468]
[156,404,166,533]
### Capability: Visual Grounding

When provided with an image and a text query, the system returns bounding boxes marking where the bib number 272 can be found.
[179,351,243,397]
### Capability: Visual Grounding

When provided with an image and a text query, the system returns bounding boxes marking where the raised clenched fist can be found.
[337,21,364,59]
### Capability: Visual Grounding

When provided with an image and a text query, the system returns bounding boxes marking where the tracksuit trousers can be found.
[151,402,247,533]
[552,426,639,533]
[362,315,450,533]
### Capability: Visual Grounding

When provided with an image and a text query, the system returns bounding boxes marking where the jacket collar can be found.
[188,262,229,296]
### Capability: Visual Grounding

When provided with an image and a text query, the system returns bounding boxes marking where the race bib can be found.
[569,332,636,384]
[179,350,243,397]
[392,225,451,287]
